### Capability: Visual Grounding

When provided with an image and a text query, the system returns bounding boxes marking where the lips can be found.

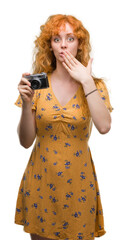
[59,52,65,58]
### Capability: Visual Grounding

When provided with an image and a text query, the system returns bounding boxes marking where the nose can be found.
[61,39,67,49]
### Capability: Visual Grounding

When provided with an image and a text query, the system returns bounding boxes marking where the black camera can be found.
[24,72,49,90]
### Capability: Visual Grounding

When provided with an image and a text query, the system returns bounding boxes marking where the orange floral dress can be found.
[14,73,113,240]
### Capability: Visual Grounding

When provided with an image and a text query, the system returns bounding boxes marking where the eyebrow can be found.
[54,33,75,36]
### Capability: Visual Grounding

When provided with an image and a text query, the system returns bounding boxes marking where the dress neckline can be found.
[48,73,81,109]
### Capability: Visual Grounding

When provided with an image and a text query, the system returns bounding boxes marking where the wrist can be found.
[82,77,96,91]
[81,76,93,85]
[22,101,32,110]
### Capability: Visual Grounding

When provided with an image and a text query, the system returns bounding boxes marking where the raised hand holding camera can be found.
[24,72,49,90]
[18,72,35,104]
[18,72,49,105]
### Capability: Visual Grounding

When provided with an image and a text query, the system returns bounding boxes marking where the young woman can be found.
[15,14,113,240]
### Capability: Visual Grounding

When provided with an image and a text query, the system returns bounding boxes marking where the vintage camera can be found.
[24,72,49,90]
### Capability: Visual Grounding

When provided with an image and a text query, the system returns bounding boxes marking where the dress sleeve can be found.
[14,90,41,110]
[95,79,114,113]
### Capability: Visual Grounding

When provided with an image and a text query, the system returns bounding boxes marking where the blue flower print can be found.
[90,232,94,238]
[68,124,77,131]
[24,219,29,226]
[77,232,84,239]
[73,116,77,120]
[45,124,52,131]
[32,203,38,209]
[102,96,105,100]
[24,207,28,212]
[64,160,71,169]
[63,221,69,229]
[16,208,21,213]
[80,172,86,181]
[47,183,56,191]
[74,150,82,157]
[52,222,56,226]
[37,216,46,223]
[24,190,30,197]
[54,232,60,237]
[41,107,45,111]
[63,204,69,209]
[90,206,95,214]
[78,195,87,203]
[40,155,47,163]
[72,211,81,218]
[90,181,95,190]
[50,134,60,141]
[34,174,42,180]
[36,114,43,120]
[64,142,71,147]
[66,192,73,200]
[53,104,61,111]
[52,211,57,215]
[72,104,80,109]
[67,179,72,184]
[57,171,64,177]
[46,93,52,101]
[39,195,43,199]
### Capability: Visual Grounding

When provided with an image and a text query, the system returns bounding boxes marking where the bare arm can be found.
[17,73,36,148]
[17,103,36,148]
[82,78,112,134]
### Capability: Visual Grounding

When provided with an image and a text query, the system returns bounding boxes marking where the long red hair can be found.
[32,15,91,71]
[31,14,103,84]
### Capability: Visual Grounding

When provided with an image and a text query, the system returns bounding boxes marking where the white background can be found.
[0,0,128,239]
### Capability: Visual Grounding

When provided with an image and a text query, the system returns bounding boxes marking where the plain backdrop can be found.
[0,0,128,239]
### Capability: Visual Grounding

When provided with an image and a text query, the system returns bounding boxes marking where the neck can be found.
[52,60,73,83]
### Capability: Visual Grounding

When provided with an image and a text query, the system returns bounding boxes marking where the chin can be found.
[58,56,64,62]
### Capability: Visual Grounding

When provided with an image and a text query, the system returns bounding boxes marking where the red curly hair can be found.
[32,15,91,72]
[31,14,103,84]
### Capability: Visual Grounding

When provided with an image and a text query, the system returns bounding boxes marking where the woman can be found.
[15,14,113,240]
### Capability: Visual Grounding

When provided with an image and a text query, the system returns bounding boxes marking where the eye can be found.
[68,37,74,42]
[53,38,60,42]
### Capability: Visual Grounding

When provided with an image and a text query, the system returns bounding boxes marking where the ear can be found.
[50,48,53,51]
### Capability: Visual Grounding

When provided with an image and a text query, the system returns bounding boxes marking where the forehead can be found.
[52,22,74,36]
[59,22,74,33]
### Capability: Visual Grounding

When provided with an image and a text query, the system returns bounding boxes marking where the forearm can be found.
[18,103,36,148]
[82,77,112,134]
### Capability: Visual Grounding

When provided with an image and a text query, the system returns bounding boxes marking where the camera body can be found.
[24,72,49,90]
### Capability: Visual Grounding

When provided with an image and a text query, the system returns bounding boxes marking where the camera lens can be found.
[31,79,41,89]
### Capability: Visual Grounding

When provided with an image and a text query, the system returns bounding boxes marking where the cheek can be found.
[51,41,57,52]
[70,43,79,56]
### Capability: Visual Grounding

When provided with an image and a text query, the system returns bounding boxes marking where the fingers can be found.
[65,50,78,64]
[22,72,31,77]
[18,85,34,99]
[20,89,34,99]
[18,84,33,94]
[20,72,31,87]
[65,50,78,65]
[62,54,73,70]
[62,50,78,69]
[19,77,31,87]
[18,73,31,88]
[62,61,72,74]
[18,73,34,102]
[87,58,93,74]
